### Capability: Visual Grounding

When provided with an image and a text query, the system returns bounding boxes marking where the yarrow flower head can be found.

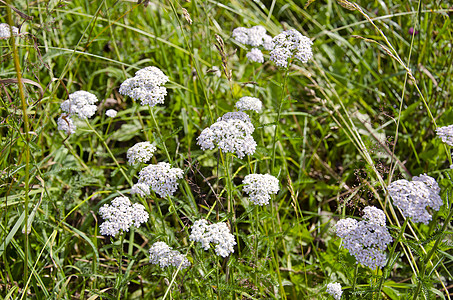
[270,29,313,68]
[149,241,190,269]
[61,90,98,119]
[57,114,76,135]
[119,66,169,107]
[138,162,184,197]
[98,196,149,236]
[197,112,256,159]
[232,25,272,47]
[335,206,392,270]
[436,125,453,147]
[127,142,157,165]
[388,174,442,224]
[105,109,117,118]
[130,183,150,197]
[0,23,19,38]
[189,219,236,258]
[326,282,342,300]
[246,48,264,63]
[243,174,279,206]
[235,96,262,113]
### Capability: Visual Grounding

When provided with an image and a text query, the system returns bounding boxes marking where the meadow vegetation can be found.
[1,0,452,299]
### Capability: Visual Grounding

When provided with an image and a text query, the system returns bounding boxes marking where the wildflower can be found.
[326,282,342,300]
[0,23,19,38]
[436,125,453,147]
[197,112,256,159]
[232,25,273,49]
[388,174,442,224]
[246,48,264,63]
[235,96,262,113]
[270,29,313,68]
[105,109,117,118]
[232,27,249,44]
[99,196,149,236]
[247,25,267,46]
[335,206,392,270]
[127,142,157,165]
[57,114,76,135]
[130,183,150,197]
[61,90,98,119]
[262,34,273,50]
[242,174,279,206]
[119,66,169,107]
[138,162,184,197]
[408,27,419,36]
[149,241,190,269]
[189,219,236,258]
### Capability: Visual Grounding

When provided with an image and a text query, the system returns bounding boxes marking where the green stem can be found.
[117,233,125,300]
[352,263,359,291]
[150,108,172,163]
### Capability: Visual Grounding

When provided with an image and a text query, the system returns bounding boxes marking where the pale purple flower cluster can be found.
[119,66,169,107]
[335,206,392,270]
[127,141,157,165]
[0,23,19,38]
[197,112,256,159]
[388,174,442,224]
[138,162,184,197]
[235,96,263,113]
[99,196,149,236]
[436,125,453,147]
[270,29,313,68]
[326,282,342,300]
[242,173,279,206]
[189,219,236,258]
[149,241,190,269]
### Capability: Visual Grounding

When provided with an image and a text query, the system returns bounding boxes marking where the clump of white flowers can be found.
[57,115,76,135]
[270,29,313,68]
[436,125,453,147]
[246,48,264,63]
[243,174,279,206]
[235,96,262,113]
[137,162,184,197]
[130,183,150,197]
[119,66,169,107]
[197,111,257,159]
[189,219,236,258]
[0,23,19,38]
[61,91,99,119]
[388,174,442,224]
[326,282,342,300]
[99,196,149,236]
[127,142,157,165]
[149,241,190,269]
[335,206,392,270]
[105,109,117,118]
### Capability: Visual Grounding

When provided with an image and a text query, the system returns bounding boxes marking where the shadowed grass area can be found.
[1,0,452,299]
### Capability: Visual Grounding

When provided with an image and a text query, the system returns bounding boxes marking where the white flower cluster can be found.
[149,241,190,269]
[197,111,257,159]
[119,66,169,107]
[99,196,149,236]
[270,29,313,68]
[189,219,236,258]
[232,26,273,49]
[335,206,392,270]
[388,174,442,224]
[130,183,150,197]
[61,90,99,119]
[57,115,76,135]
[105,109,117,118]
[127,141,157,165]
[0,23,19,38]
[58,90,98,135]
[242,173,279,206]
[138,162,184,197]
[436,125,453,147]
[326,282,342,300]
[235,96,262,113]
[246,48,264,63]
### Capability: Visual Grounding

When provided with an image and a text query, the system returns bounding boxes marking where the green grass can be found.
[1,0,452,299]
